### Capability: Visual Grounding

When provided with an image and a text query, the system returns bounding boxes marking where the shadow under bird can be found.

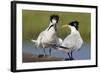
[32,15,62,57]
[55,21,83,60]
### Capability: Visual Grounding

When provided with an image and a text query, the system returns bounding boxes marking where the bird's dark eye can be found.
[74,23,76,26]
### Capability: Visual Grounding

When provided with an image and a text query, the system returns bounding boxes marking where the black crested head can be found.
[50,15,59,23]
[69,20,79,30]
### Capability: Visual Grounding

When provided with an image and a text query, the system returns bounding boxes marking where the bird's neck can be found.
[48,22,56,31]
[70,26,77,34]
[49,22,55,26]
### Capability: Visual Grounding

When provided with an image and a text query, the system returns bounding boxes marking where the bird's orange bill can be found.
[62,24,68,28]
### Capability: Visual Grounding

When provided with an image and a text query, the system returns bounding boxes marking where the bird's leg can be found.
[70,51,74,60]
[68,52,71,60]
[71,51,73,58]
[64,52,69,60]
[64,53,67,60]
[49,48,52,56]
[43,48,46,57]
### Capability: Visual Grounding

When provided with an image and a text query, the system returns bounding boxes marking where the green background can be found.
[22,10,91,43]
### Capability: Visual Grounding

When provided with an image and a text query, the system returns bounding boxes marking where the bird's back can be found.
[62,31,83,51]
[36,28,57,48]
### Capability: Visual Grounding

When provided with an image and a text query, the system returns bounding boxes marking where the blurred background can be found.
[22,10,91,42]
[22,10,91,62]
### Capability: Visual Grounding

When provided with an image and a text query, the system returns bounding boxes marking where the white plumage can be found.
[32,15,62,56]
[32,23,62,48]
[57,21,83,60]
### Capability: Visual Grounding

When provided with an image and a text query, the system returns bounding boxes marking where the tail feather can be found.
[58,38,63,45]
[32,40,37,44]
[31,40,38,47]
[59,46,69,49]
[48,43,69,49]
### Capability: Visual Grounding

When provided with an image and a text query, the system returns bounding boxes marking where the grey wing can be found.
[61,34,76,49]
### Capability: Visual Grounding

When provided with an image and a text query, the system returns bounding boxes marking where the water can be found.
[22,41,91,60]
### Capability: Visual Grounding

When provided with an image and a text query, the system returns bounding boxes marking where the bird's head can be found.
[48,15,59,31]
[62,20,79,31]
[69,20,79,30]
[50,15,59,24]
